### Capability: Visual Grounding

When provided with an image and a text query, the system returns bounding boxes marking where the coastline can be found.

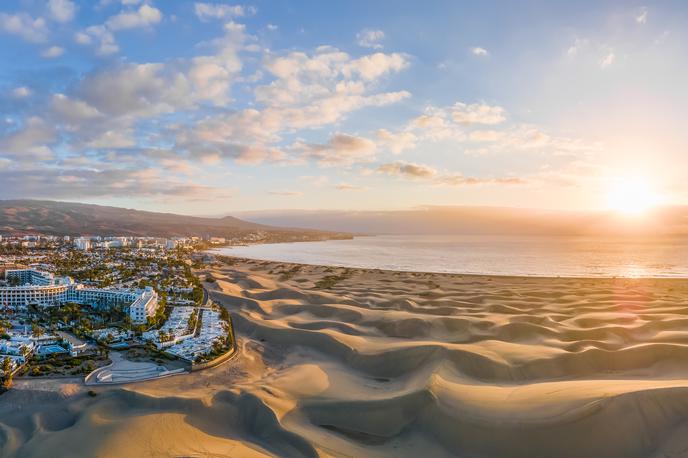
[209,252,688,281]
[207,233,688,279]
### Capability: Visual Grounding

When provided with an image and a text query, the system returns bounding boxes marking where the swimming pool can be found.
[38,344,68,354]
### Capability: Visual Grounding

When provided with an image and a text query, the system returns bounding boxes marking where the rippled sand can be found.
[4,258,688,457]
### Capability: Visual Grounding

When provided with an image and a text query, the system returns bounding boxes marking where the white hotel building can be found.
[0,269,158,324]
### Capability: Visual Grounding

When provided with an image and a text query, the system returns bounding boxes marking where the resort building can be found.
[128,287,159,324]
[73,237,91,250]
[0,269,158,324]
[1,269,74,307]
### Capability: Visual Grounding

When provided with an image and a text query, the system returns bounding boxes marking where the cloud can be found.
[242,48,410,142]
[86,129,137,149]
[357,29,384,49]
[188,22,245,103]
[468,123,598,157]
[173,46,410,166]
[106,4,162,30]
[44,44,244,153]
[75,25,118,55]
[257,48,409,106]
[600,52,615,68]
[440,175,526,186]
[11,87,32,98]
[0,13,48,43]
[636,7,648,24]
[48,0,77,23]
[299,133,377,166]
[0,166,230,200]
[451,102,506,125]
[51,94,103,124]
[0,117,55,161]
[194,3,254,21]
[335,182,366,191]
[377,161,436,179]
[405,102,504,142]
[471,47,489,56]
[469,130,503,142]
[0,18,418,203]
[41,46,65,58]
[376,161,526,187]
[344,52,409,80]
[76,3,161,55]
[74,63,191,117]
[376,128,417,154]
[567,38,587,57]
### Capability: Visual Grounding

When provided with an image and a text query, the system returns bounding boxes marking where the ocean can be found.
[211,234,688,278]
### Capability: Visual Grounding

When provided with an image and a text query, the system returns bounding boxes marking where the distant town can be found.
[0,234,237,389]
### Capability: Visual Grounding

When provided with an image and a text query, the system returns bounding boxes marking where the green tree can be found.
[31,324,43,338]
[2,356,12,375]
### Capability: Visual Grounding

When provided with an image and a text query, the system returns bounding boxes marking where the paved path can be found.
[85,352,186,385]
[56,331,92,349]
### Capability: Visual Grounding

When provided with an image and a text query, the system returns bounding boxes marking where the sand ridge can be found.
[4,258,688,456]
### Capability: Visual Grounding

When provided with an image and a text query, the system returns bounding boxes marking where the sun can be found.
[606,177,660,215]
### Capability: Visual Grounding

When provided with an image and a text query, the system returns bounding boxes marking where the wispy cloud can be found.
[41,45,64,58]
[105,3,162,30]
[636,7,648,24]
[269,190,303,197]
[194,3,255,21]
[335,182,367,191]
[48,0,77,23]
[298,134,377,166]
[377,161,436,179]
[600,51,615,68]
[375,161,526,187]
[0,13,48,43]
[357,29,384,49]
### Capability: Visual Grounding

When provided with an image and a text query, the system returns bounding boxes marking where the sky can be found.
[1,0,687,216]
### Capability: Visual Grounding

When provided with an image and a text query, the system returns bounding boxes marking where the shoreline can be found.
[209,253,688,282]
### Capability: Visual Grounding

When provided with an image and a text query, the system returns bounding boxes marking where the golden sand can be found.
[4,257,688,457]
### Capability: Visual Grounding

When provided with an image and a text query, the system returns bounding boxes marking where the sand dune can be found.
[4,258,688,456]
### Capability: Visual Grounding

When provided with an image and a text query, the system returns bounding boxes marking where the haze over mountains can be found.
[238,206,688,237]
[0,200,343,240]
[4,200,688,238]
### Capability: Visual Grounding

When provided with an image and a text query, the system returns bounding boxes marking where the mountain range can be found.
[0,200,345,240]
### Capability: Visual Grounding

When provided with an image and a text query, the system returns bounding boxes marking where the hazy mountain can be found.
[0,200,347,239]
[237,206,688,237]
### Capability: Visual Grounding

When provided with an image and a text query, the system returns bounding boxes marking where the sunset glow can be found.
[606,177,661,215]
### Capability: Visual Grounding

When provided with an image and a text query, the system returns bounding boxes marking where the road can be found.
[201,286,210,307]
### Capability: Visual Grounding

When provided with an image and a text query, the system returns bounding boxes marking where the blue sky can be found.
[1,0,686,215]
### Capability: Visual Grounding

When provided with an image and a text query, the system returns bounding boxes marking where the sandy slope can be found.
[4,258,688,457]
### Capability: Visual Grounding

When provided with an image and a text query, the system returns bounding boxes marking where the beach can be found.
[4,257,688,456]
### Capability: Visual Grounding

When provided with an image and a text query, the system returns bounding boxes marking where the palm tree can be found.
[2,356,12,375]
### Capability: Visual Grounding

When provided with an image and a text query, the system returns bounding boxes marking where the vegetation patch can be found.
[278,265,302,281]
[315,270,351,289]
